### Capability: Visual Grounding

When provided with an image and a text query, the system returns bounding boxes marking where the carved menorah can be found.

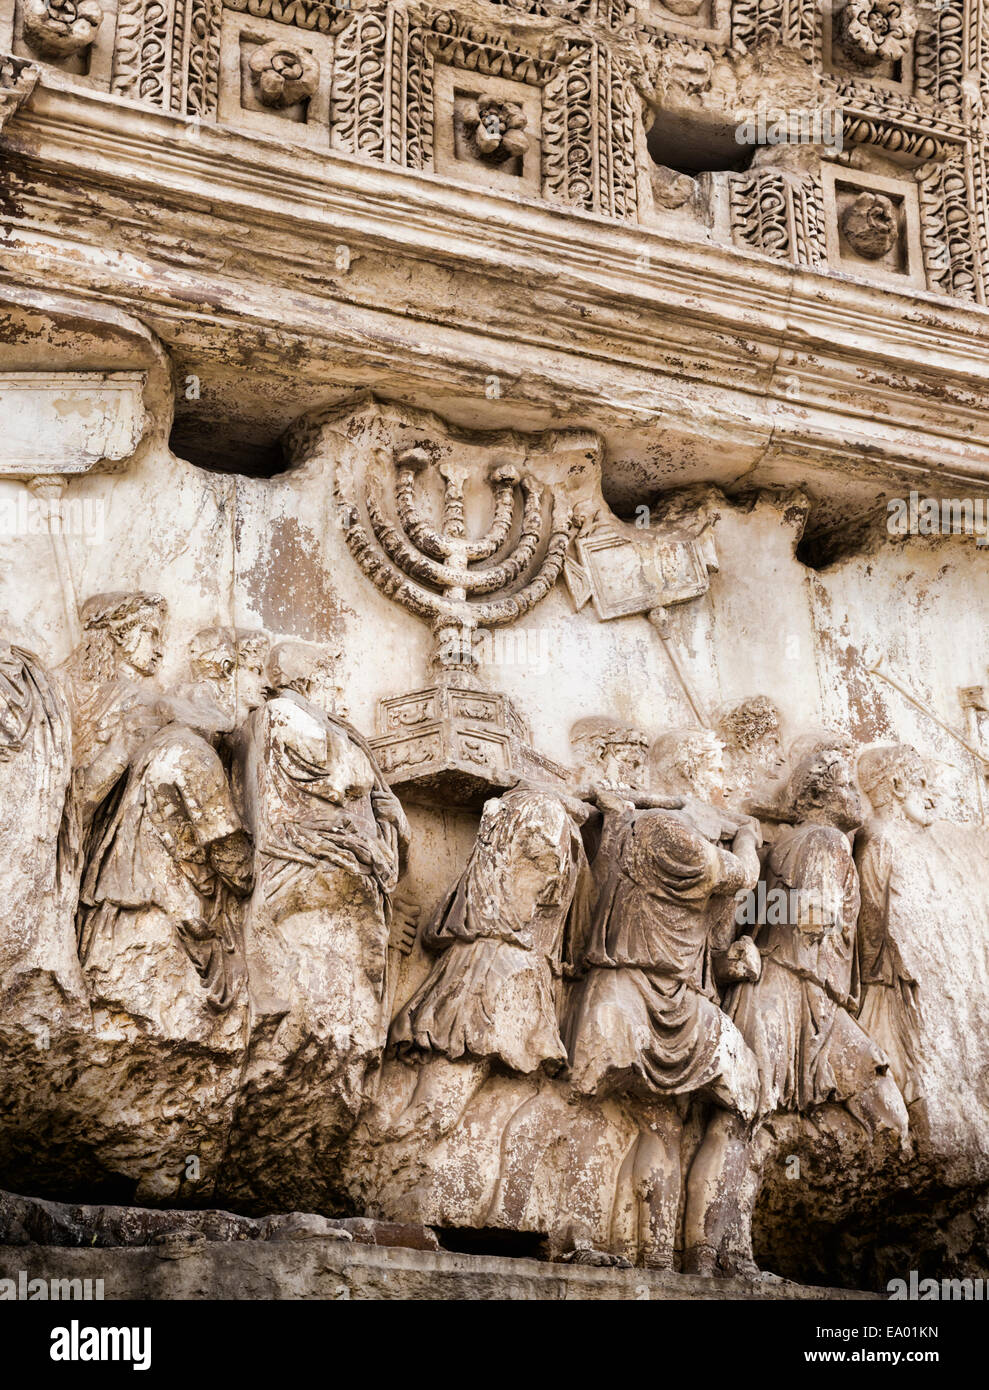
[339,444,574,684]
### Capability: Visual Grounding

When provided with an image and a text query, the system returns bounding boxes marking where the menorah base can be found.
[369,685,571,809]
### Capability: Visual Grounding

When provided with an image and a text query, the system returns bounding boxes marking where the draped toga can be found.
[729,821,891,1117]
[564,807,760,1121]
[390,787,593,1075]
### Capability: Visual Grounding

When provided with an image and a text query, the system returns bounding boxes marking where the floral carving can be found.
[248,40,320,109]
[836,0,917,67]
[458,96,529,167]
[21,0,103,59]
[840,191,900,259]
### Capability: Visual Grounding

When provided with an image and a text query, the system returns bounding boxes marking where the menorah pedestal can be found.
[369,684,571,809]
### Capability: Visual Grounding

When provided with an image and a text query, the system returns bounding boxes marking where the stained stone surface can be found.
[3,0,989,1302]
[0,1238,876,1302]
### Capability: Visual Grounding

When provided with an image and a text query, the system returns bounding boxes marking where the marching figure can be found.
[684,749,908,1277]
[563,728,763,1270]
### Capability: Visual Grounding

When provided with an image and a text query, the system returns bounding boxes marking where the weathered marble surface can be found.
[0,1235,877,1301]
[0,386,987,1292]
[4,0,989,1295]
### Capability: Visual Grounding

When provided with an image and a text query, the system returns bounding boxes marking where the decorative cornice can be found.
[0,55,39,134]
[5,79,989,504]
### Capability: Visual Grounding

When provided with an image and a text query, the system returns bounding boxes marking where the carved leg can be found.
[389,1054,489,1142]
[633,1099,683,1270]
[717,1123,775,1278]
[683,1109,758,1276]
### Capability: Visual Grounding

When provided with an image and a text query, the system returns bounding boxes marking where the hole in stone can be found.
[435,1226,548,1260]
[646,109,755,176]
[795,511,887,570]
[169,419,286,478]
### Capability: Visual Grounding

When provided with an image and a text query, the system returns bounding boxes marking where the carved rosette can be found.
[840,190,899,258]
[836,0,916,67]
[248,39,319,107]
[458,95,529,164]
[21,0,104,58]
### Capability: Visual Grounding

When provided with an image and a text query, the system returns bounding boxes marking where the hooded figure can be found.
[391,785,593,1075]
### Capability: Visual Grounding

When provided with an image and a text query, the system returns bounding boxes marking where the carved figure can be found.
[391,785,593,1076]
[232,640,409,1151]
[0,640,82,1004]
[684,749,909,1277]
[855,743,936,1106]
[76,628,255,1038]
[58,592,173,903]
[563,728,763,1270]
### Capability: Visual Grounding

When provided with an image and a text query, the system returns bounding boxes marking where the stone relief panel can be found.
[825,0,918,93]
[434,63,542,196]
[638,0,731,47]
[216,8,336,146]
[822,161,925,287]
[0,381,989,1286]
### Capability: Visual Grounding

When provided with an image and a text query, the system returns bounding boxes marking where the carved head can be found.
[267,639,341,713]
[787,728,858,766]
[477,788,576,917]
[77,591,167,680]
[718,695,783,756]
[189,627,237,684]
[570,715,649,791]
[234,628,271,719]
[784,748,863,831]
[650,727,726,802]
[179,625,237,731]
[858,743,936,826]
